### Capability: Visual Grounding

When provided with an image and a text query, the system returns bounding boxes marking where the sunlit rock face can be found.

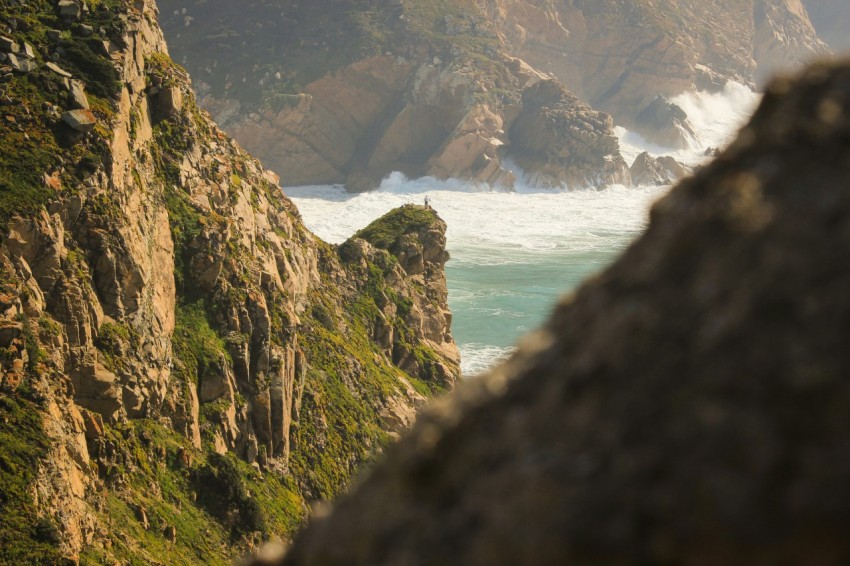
[0,0,459,561]
[159,0,827,188]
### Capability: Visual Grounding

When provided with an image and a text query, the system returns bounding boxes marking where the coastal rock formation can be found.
[510,80,631,188]
[490,0,827,120]
[272,60,850,565]
[159,0,828,183]
[0,0,457,563]
[633,96,697,149]
[155,0,631,189]
[190,50,618,191]
[629,152,690,186]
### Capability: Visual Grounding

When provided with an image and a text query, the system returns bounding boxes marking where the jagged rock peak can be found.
[630,151,690,186]
[267,59,850,565]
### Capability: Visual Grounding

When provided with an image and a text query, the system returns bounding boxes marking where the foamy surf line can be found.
[287,181,665,378]
[285,81,759,376]
[617,80,760,166]
[460,344,514,377]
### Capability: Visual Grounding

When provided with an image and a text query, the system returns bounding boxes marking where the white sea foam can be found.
[286,81,760,376]
[287,180,665,376]
[617,80,761,166]
[460,344,514,377]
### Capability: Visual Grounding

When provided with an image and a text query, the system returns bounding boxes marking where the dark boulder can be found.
[634,94,697,149]
[510,80,632,188]
[630,151,690,186]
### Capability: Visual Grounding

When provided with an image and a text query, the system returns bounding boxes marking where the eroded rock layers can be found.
[0,0,458,562]
[160,0,827,190]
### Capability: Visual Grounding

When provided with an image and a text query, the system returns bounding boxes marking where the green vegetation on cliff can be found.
[0,1,457,563]
[355,204,439,250]
[0,0,126,229]
[158,0,404,106]
[0,395,64,565]
[157,0,501,110]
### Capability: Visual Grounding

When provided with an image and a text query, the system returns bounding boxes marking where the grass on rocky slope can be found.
[158,0,505,111]
[157,0,404,109]
[78,419,306,565]
[0,0,123,231]
[0,395,65,565]
[355,204,439,250]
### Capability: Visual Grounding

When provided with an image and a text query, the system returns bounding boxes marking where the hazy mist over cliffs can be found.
[2,0,850,564]
[805,0,850,52]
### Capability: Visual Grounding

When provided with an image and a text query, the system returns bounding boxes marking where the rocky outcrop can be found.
[157,0,633,190]
[192,51,622,191]
[344,205,459,392]
[510,80,631,188]
[270,60,850,565]
[157,0,829,186]
[0,0,458,562]
[491,0,827,118]
[629,152,690,186]
[752,0,829,83]
[633,95,697,149]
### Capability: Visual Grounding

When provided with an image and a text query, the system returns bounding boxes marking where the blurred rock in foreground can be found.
[266,59,850,565]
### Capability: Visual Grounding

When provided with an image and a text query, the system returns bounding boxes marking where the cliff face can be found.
[271,59,850,566]
[158,0,633,190]
[489,0,826,129]
[158,0,826,190]
[0,0,457,563]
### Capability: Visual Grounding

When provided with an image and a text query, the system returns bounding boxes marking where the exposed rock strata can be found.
[273,60,850,565]
[490,0,827,120]
[0,0,458,562]
[158,0,634,190]
[629,152,690,186]
[194,52,616,191]
[160,0,828,185]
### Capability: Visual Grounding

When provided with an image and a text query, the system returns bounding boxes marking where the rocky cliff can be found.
[480,0,826,141]
[157,0,634,190]
[0,0,458,563]
[268,58,850,566]
[158,0,827,190]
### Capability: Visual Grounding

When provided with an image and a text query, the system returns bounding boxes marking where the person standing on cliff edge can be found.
[424,196,431,208]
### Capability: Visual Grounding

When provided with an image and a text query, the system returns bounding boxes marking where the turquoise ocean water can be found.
[286,82,758,376]
[287,180,664,375]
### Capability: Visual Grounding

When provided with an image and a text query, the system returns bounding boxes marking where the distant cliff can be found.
[158,0,827,190]
[0,0,457,563]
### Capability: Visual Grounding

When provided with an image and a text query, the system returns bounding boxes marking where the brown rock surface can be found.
[0,0,460,560]
[159,0,633,190]
[630,151,690,186]
[510,80,631,188]
[633,95,697,149]
[160,0,827,191]
[274,60,850,565]
[491,0,827,121]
